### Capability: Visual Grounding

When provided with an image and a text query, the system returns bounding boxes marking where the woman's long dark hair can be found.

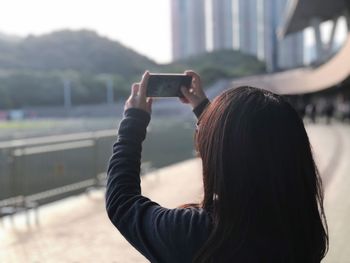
[193,87,328,262]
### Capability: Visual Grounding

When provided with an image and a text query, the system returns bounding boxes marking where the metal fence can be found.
[0,130,117,215]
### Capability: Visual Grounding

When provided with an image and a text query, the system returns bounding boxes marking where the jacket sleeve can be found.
[193,98,210,119]
[105,108,211,263]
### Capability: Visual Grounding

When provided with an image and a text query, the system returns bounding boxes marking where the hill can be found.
[0,30,157,76]
[165,49,266,85]
[0,33,21,43]
[0,30,266,109]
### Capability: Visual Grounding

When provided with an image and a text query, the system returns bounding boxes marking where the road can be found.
[0,123,349,263]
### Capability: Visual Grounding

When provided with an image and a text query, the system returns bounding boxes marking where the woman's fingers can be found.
[181,86,195,100]
[181,71,207,109]
[179,97,189,104]
[184,70,201,91]
[124,71,153,114]
[139,71,150,97]
[185,70,200,81]
[184,70,198,77]
[131,83,140,97]
[146,97,153,112]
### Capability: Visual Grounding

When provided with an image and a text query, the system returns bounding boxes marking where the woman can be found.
[105,70,328,263]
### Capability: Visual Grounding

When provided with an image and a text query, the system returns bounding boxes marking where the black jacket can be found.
[106,99,315,263]
[105,100,211,263]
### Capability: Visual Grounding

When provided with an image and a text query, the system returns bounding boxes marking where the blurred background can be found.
[0,0,349,262]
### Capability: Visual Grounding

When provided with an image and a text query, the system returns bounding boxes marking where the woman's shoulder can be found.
[162,205,212,227]
[154,206,212,261]
[175,204,212,224]
[168,206,212,245]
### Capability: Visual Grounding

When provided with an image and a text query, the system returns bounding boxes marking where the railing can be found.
[0,130,118,219]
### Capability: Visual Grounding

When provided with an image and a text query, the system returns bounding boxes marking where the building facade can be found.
[171,0,304,70]
[237,0,304,71]
[273,0,304,69]
[238,0,258,56]
[212,0,234,50]
[171,0,206,60]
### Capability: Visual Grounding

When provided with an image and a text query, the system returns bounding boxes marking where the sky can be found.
[0,0,172,63]
[0,0,348,64]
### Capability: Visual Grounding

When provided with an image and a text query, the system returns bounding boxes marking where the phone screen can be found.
[146,74,192,97]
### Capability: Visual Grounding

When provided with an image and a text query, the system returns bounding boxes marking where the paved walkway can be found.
[320,125,350,263]
[0,124,349,263]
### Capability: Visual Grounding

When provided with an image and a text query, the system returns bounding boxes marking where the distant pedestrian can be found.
[295,97,306,119]
[339,100,350,122]
[106,71,328,263]
[306,103,317,123]
[324,101,335,124]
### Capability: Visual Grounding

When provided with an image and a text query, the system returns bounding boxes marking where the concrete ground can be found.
[0,123,349,263]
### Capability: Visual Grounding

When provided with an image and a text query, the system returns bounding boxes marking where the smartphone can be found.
[146,73,192,98]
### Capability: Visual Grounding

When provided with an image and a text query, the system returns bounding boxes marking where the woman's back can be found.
[194,87,328,262]
[105,71,328,262]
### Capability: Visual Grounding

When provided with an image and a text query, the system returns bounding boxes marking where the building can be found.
[272,0,304,70]
[171,0,304,69]
[212,0,234,50]
[277,33,304,69]
[214,0,304,70]
[238,0,258,56]
[237,0,304,71]
[171,0,206,60]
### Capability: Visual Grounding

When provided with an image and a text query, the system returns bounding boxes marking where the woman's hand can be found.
[124,71,153,114]
[180,70,207,109]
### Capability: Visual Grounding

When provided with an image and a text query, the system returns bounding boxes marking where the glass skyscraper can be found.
[238,0,258,56]
[171,0,304,70]
[171,0,206,60]
[236,0,304,71]
[273,0,304,69]
[212,0,234,50]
